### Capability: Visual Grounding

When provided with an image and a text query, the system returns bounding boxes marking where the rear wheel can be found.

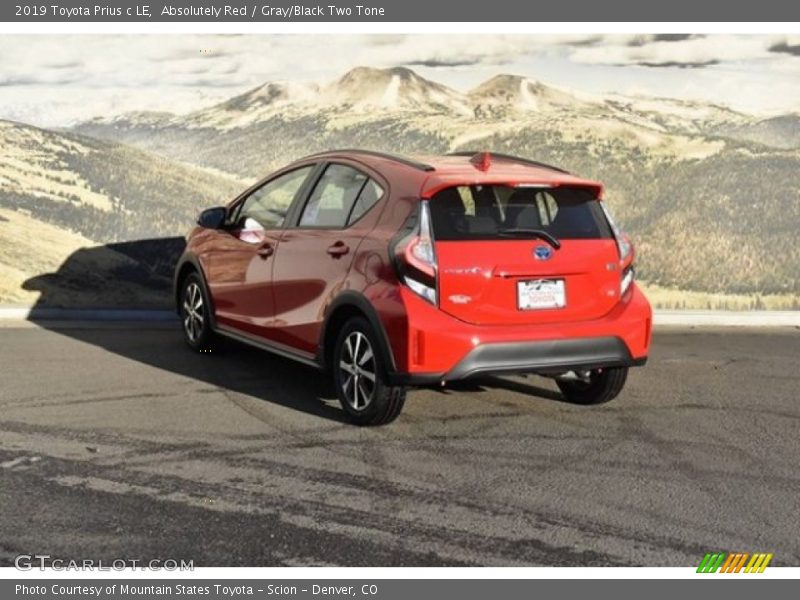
[333,317,406,426]
[179,273,216,352]
[556,366,628,405]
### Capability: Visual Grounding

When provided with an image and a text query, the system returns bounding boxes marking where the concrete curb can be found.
[0,307,178,321]
[653,310,800,327]
[1,307,799,327]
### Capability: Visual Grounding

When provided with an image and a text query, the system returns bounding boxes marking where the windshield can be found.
[429,185,613,241]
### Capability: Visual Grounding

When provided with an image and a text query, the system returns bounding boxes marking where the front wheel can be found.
[332,317,406,426]
[556,366,628,405]
[179,273,216,352]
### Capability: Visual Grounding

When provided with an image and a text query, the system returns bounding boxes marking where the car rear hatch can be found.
[429,183,620,326]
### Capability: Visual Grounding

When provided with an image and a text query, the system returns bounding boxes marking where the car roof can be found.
[300,150,603,198]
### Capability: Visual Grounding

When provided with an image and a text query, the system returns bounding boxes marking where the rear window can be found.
[429,185,613,241]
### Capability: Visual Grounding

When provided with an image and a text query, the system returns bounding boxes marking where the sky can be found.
[1,34,799,127]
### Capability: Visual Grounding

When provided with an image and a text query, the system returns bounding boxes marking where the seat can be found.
[467,216,496,235]
[473,186,501,222]
[315,208,347,227]
[504,190,542,229]
[432,188,467,236]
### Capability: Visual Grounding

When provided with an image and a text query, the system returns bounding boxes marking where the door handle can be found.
[256,243,274,258]
[326,241,350,257]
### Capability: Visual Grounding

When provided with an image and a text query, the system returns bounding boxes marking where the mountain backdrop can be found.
[2,66,800,309]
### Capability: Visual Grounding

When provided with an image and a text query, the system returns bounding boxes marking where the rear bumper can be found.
[390,283,652,385]
[391,337,646,385]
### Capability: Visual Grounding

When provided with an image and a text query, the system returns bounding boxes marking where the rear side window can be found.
[300,164,367,228]
[348,179,384,225]
[429,185,613,241]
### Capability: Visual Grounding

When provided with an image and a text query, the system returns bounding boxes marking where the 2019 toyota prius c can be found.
[174,150,652,425]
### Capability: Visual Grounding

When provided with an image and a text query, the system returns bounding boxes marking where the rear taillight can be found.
[600,201,632,262]
[600,201,635,297]
[391,201,438,304]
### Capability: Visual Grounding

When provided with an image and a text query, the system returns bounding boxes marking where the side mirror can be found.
[197,206,226,229]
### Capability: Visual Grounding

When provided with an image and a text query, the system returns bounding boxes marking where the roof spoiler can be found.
[447,151,570,175]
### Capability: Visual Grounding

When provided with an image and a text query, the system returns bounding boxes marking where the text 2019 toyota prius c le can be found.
[175,150,652,425]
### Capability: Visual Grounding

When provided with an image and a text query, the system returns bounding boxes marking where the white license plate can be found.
[517,279,566,310]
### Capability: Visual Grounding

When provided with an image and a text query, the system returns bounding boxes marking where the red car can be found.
[175,150,652,425]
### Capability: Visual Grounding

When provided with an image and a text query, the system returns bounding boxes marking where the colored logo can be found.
[697,552,773,573]
[533,245,552,261]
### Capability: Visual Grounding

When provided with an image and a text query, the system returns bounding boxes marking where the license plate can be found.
[517,279,566,310]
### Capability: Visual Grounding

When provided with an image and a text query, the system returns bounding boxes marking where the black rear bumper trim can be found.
[442,336,640,381]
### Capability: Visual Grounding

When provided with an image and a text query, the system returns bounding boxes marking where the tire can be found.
[179,272,216,352]
[332,316,406,426]
[556,366,628,405]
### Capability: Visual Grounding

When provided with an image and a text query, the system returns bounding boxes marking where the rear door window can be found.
[429,185,612,241]
[299,164,368,228]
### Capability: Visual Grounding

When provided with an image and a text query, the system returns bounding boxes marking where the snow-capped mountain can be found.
[468,74,601,115]
[323,66,472,114]
[184,81,321,129]
[71,65,800,192]
[87,67,475,132]
[78,65,766,142]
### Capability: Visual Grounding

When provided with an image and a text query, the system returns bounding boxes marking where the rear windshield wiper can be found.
[496,228,561,249]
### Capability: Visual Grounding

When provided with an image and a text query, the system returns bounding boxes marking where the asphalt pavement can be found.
[0,322,798,567]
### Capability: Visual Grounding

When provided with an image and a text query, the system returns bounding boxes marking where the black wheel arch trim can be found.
[319,291,398,377]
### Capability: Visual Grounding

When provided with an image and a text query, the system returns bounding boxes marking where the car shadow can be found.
[430,376,566,403]
[22,238,565,424]
[22,237,186,310]
[22,239,347,423]
[54,324,347,423]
